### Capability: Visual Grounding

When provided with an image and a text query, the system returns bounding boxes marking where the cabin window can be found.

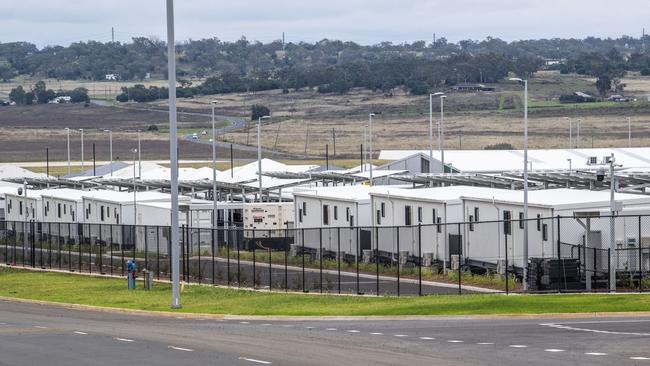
[536,214,541,231]
[469,215,474,231]
[323,205,329,225]
[298,208,303,223]
[334,206,338,220]
[381,202,385,218]
[503,210,512,235]
[474,207,480,222]
[57,203,61,218]
[349,215,355,227]
[100,206,105,222]
[519,212,524,229]
[376,210,381,225]
[405,206,412,226]
[417,207,423,223]
[19,201,23,215]
[346,207,350,222]
[106,206,110,218]
[542,223,548,241]
[302,202,307,216]
[436,217,442,233]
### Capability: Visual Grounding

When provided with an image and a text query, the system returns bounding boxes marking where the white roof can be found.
[292,185,412,202]
[351,170,408,179]
[370,186,513,204]
[379,148,650,173]
[111,162,168,179]
[0,165,50,179]
[219,159,318,183]
[82,190,189,204]
[461,188,650,209]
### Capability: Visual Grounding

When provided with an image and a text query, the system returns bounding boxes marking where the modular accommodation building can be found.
[460,189,650,271]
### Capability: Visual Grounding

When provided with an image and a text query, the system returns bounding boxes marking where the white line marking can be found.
[585,352,608,356]
[73,331,88,335]
[394,334,408,337]
[326,328,337,331]
[304,326,315,329]
[175,317,184,319]
[370,332,383,335]
[419,337,435,340]
[509,345,528,348]
[34,326,48,329]
[544,349,565,352]
[346,330,360,333]
[239,357,272,364]
[477,342,494,345]
[239,321,250,324]
[631,357,650,360]
[168,346,193,352]
[261,323,272,326]
[281,325,294,328]
[447,340,464,343]
[114,337,134,342]
[540,322,650,336]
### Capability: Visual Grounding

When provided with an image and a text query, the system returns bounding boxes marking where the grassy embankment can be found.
[1,267,649,316]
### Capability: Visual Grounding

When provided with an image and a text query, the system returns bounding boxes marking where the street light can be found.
[257,115,271,202]
[132,149,138,227]
[79,129,84,171]
[166,0,181,309]
[439,95,447,173]
[65,128,71,175]
[368,113,375,185]
[104,130,113,176]
[137,130,142,178]
[576,119,581,148]
[211,100,218,227]
[429,92,444,169]
[563,117,572,149]
[509,77,529,290]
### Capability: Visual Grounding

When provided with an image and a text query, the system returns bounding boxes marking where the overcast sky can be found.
[1,0,648,47]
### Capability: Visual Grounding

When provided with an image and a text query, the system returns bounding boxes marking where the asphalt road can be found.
[1,299,650,366]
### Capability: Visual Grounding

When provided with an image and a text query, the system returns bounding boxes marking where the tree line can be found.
[8,80,89,105]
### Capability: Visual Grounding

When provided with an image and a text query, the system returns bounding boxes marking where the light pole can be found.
[429,92,444,168]
[576,119,581,148]
[257,115,271,202]
[439,95,447,173]
[627,116,631,147]
[564,117,572,149]
[166,0,181,309]
[510,77,529,290]
[137,130,142,178]
[79,129,84,171]
[211,100,218,227]
[606,153,621,292]
[65,128,71,176]
[368,113,375,185]
[104,130,113,176]
[132,149,138,226]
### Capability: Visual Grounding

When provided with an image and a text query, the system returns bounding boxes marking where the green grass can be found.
[1,267,650,316]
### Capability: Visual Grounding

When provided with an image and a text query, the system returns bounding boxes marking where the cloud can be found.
[0,0,647,47]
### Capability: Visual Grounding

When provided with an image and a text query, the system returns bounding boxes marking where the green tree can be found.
[596,75,612,96]
[9,85,26,105]
[251,104,270,120]
[69,87,90,103]
[33,80,55,103]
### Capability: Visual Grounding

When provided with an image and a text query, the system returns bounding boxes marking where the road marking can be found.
[175,317,184,319]
[346,330,360,333]
[447,340,464,343]
[540,322,650,336]
[394,334,408,337]
[477,342,494,345]
[261,323,272,326]
[509,345,528,348]
[630,357,650,360]
[544,349,565,352]
[585,353,608,356]
[34,326,48,329]
[370,332,383,335]
[304,326,315,329]
[239,357,272,364]
[168,346,193,352]
[326,328,337,331]
[73,331,88,335]
[419,337,435,340]
[240,321,250,324]
[281,325,294,328]
[114,337,134,342]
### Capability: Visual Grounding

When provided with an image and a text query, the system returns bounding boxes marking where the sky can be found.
[1,0,648,47]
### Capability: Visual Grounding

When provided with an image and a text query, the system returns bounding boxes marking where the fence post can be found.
[505,227,509,295]
[156,226,160,280]
[458,222,462,295]
[639,215,643,292]
[356,227,360,294]
[337,227,341,295]
[121,225,125,276]
[144,225,148,274]
[608,248,612,292]
[301,228,305,292]
[237,228,241,287]
[396,227,400,297]
[47,222,52,269]
[98,224,103,274]
[284,225,288,292]
[375,226,379,296]
[557,215,562,293]
[252,229,256,289]
[418,223,422,296]
[212,227,216,285]
[227,226,231,287]
[319,227,323,294]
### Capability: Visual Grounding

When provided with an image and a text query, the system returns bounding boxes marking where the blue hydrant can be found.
[127,259,137,290]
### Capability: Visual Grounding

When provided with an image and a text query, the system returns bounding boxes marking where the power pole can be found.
[282,32,285,51]
[332,128,337,157]
[274,120,281,150]
[304,124,309,155]
[111,27,115,43]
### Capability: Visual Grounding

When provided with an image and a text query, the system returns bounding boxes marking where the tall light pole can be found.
[368,113,375,185]
[608,153,619,292]
[510,77,529,290]
[564,117,572,149]
[166,0,181,309]
[429,92,444,170]
[211,100,218,227]
[576,119,581,148]
[137,130,142,178]
[439,95,447,173]
[104,130,113,176]
[257,115,271,202]
[132,148,138,226]
[627,116,631,147]
[65,128,71,176]
[79,129,84,171]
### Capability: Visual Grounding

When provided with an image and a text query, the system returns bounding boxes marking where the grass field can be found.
[1,267,649,316]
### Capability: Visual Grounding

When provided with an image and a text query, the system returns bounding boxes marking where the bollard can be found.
[127,259,137,290]
[143,269,153,290]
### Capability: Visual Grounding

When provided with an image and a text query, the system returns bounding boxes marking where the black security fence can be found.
[1,215,649,295]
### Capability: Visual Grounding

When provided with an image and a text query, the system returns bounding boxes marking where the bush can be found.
[251,104,270,120]
[147,124,159,132]
[484,143,515,150]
